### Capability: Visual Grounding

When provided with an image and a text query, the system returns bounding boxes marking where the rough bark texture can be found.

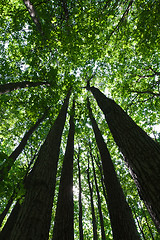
[87,98,140,240]
[89,147,106,240]
[0,81,49,94]
[9,91,71,240]
[89,86,160,232]
[77,148,84,240]
[52,102,75,240]
[87,158,98,240]
[0,200,21,240]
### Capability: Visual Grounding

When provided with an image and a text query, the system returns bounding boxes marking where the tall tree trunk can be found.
[0,81,49,94]
[89,145,106,240]
[77,147,84,240]
[0,111,47,181]
[0,193,15,228]
[87,157,98,240]
[9,91,71,240]
[52,101,75,240]
[88,86,160,232]
[0,200,21,240]
[87,98,140,240]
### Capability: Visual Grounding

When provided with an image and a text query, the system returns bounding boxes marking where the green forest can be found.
[0,0,160,239]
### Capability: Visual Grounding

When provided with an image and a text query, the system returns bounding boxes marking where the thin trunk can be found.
[0,111,47,181]
[9,112,47,161]
[0,200,21,240]
[9,91,71,240]
[0,81,49,94]
[77,147,84,240]
[0,193,15,228]
[52,101,75,240]
[0,149,41,235]
[88,86,160,232]
[89,145,106,240]
[133,208,147,240]
[87,157,98,240]
[95,155,108,205]
[87,98,140,240]
[139,203,155,240]
[23,0,44,35]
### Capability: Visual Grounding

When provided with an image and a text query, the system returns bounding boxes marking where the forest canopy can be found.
[0,0,160,239]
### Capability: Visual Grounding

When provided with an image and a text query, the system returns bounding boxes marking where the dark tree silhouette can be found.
[87,156,98,240]
[88,86,160,232]
[9,91,71,240]
[0,81,49,94]
[77,147,84,240]
[52,101,75,240]
[87,98,140,240]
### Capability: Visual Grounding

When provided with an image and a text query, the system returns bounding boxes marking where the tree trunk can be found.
[52,101,75,240]
[9,91,71,240]
[95,155,108,206]
[133,208,147,240]
[0,200,21,240]
[87,98,140,240]
[88,86,160,232]
[0,81,49,94]
[77,147,84,240]
[23,0,44,35]
[87,157,98,240]
[0,193,15,228]
[89,145,106,240]
[0,111,47,181]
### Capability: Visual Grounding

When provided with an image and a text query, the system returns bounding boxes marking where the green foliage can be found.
[0,0,160,238]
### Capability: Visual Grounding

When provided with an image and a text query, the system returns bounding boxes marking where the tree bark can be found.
[0,193,15,228]
[95,155,108,206]
[52,101,75,240]
[87,98,140,240]
[89,145,106,240]
[0,81,49,94]
[9,91,71,240]
[77,147,84,240]
[23,0,44,35]
[0,200,21,240]
[87,157,98,240]
[0,111,47,181]
[88,86,160,232]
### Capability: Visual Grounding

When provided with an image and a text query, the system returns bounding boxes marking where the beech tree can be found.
[0,0,160,239]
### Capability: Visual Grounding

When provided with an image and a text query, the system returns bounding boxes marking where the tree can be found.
[0,111,47,181]
[87,157,98,240]
[9,91,71,240]
[0,200,21,240]
[0,0,160,239]
[87,98,140,240]
[88,86,160,232]
[0,81,49,95]
[77,148,84,240]
[89,143,106,240]
[52,101,75,240]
